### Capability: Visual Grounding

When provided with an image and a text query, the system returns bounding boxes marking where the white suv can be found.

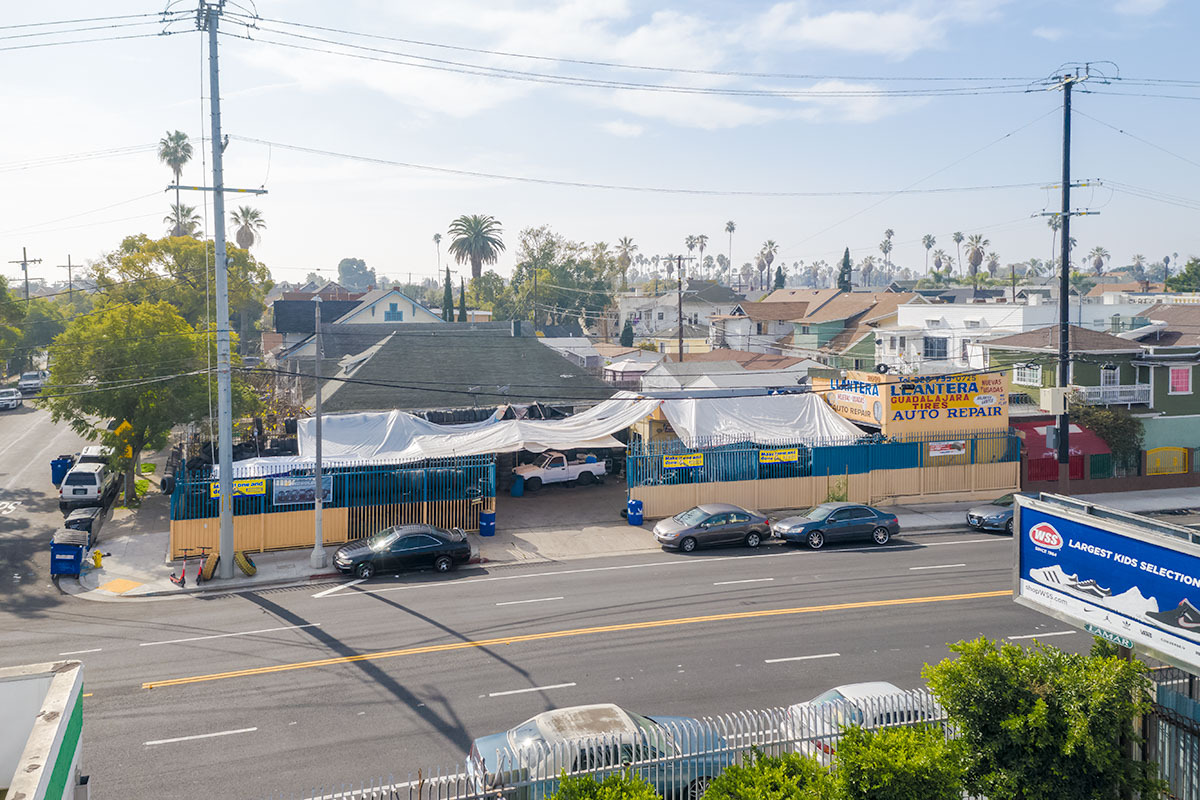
[59,463,120,512]
[0,388,21,410]
[18,370,47,394]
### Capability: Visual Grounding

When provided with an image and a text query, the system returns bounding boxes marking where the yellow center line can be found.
[142,589,1010,689]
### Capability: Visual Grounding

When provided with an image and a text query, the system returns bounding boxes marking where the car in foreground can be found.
[468,703,724,799]
[783,682,944,758]
[653,503,770,552]
[18,370,47,394]
[771,502,899,549]
[966,492,1031,534]
[58,463,121,513]
[332,524,475,579]
[0,388,22,410]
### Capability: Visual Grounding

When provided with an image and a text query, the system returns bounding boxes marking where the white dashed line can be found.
[58,648,102,656]
[495,596,564,606]
[144,727,257,746]
[908,563,966,571]
[139,624,320,647]
[488,682,577,698]
[1007,630,1076,640]
[714,578,775,586]
[764,652,841,664]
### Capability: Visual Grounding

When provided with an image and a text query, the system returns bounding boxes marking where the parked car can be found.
[77,445,115,465]
[17,370,47,394]
[58,463,121,513]
[468,703,724,799]
[771,502,899,549]
[332,524,475,579]
[513,451,606,491]
[653,503,770,552]
[783,682,943,758]
[0,388,22,410]
[966,492,1031,534]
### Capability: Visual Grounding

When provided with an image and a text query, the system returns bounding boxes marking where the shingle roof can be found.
[671,349,805,370]
[273,299,362,333]
[983,324,1143,352]
[1086,281,1166,297]
[686,280,743,304]
[760,288,841,307]
[1140,304,1200,347]
[735,301,813,322]
[799,292,922,325]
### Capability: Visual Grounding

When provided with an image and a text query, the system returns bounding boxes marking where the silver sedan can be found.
[653,503,770,553]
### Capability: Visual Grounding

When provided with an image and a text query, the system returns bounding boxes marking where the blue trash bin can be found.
[627,498,644,526]
[50,529,88,577]
[510,475,525,497]
[479,511,496,537]
[51,456,74,488]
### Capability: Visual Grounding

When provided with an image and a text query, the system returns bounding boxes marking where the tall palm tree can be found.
[724,221,736,277]
[158,130,193,229]
[932,249,946,273]
[739,262,753,291]
[650,254,660,279]
[616,236,637,290]
[696,234,709,279]
[859,256,876,287]
[986,251,1000,279]
[879,237,893,281]
[1088,246,1110,276]
[1026,258,1045,278]
[447,214,505,280]
[164,204,201,238]
[922,234,936,275]
[1047,216,1061,277]
[964,234,989,290]
[761,240,779,290]
[433,233,442,270]
[952,231,964,278]
[231,206,266,250]
[684,235,698,279]
[1130,254,1147,282]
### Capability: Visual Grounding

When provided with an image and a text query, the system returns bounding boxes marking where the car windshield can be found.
[537,454,555,468]
[800,504,840,521]
[0,389,18,397]
[508,719,546,752]
[991,494,1014,507]
[625,710,677,754]
[673,507,710,526]
[20,372,40,380]
[369,528,402,551]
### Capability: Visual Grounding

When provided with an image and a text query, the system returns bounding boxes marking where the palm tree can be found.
[164,204,201,238]
[932,248,946,274]
[1026,258,1045,278]
[158,130,193,229]
[1088,246,1110,276]
[922,234,936,275]
[696,234,709,279]
[1047,216,1061,276]
[447,214,505,280]
[964,234,989,290]
[879,237,893,281]
[951,231,964,278]
[739,262,753,291]
[664,254,677,281]
[433,233,442,270]
[230,206,266,250]
[616,236,637,290]
[986,251,1000,280]
[724,221,736,278]
[859,256,876,287]
[761,240,779,290]
[684,235,698,279]
[1129,254,1147,282]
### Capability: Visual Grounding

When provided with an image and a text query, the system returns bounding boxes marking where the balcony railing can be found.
[1070,383,1151,405]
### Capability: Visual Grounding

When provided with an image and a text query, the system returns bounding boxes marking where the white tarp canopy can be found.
[660,393,863,448]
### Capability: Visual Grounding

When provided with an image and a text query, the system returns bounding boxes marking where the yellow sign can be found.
[813,370,1008,436]
[759,448,799,464]
[209,477,267,499]
[663,453,704,469]
[114,420,132,437]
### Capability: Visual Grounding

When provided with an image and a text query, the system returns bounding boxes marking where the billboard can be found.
[1015,494,1200,672]
[209,477,267,499]
[662,453,703,469]
[812,370,1008,435]
[759,448,800,464]
[272,475,333,506]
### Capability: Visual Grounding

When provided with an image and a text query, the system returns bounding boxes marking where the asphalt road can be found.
[0,410,1088,800]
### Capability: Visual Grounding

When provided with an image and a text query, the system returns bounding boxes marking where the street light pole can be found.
[310,297,326,568]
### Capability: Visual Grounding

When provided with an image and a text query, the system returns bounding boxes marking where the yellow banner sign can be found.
[209,477,267,499]
[759,448,799,464]
[813,370,1008,435]
[663,453,704,469]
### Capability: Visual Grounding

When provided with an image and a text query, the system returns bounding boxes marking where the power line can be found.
[0,12,180,31]
[0,18,184,42]
[1073,108,1200,171]
[0,30,180,53]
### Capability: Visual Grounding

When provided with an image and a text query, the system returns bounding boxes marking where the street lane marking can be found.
[488,682,577,697]
[59,648,102,655]
[144,727,257,746]
[1007,630,1076,640]
[495,596,564,606]
[82,693,93,698]
[139,623,321,647]
[908,564,966,571]
[142,589,1010,689]
[764,652,840,664]
[312,579,363,598]
[316,539,1004,598]
[714,578,775,586]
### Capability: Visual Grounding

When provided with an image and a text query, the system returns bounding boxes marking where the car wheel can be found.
[680,536,697,553]
[1005,518,1014,535]
[356,561,374,579]
[744,531,762,548]
[687,777,711,800]
[872,526,891,546]
[525,476,542,492]
[433,555,454,573]
[806,530,825,550]
[576,470,595,486]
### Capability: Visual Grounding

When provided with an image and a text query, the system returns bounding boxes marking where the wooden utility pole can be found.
[8,247,41,306]
[57,255,75,302]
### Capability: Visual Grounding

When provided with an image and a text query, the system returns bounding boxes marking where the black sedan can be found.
[333,524,476,579]
[770,502,900,549]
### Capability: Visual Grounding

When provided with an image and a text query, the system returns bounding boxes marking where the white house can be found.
[274,287,443,362]
[617,281,743,337]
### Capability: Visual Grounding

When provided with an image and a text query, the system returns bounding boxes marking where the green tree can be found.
[1088,245,1110,276]
[548,771,657,800]
[164,204,201,238]
[157,130,193,227]
[774,265,785,289]
[616,236,637,290]
[703,749,832,800]
[337,257,374,291]
[468,270,517,320]
[837,248,853,291]
[835,725,963,800]
[1166,256,1200,292]
[448,214,505,280]
[509,226,615,329]
[20,298,67,366]
[924,637,1163,800]
[442,267,453,321]
[964,234,989,291]
[620,318,634,347]
[1069,396,1144,460]
[458,278,467,322]
[231,206,266,250]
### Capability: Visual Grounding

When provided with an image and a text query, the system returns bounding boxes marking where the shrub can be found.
[834,725,963,800]
[549,771,658,800]
[701,750,833,800]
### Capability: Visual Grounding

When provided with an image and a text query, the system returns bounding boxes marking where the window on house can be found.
[965,319,981,328]
[384,302,403,322]
[961,339,970,360]
[801,325,810,334]
[899,336,906,349]
[1169,366,1192,394]
[889,336,897,351]
[757,323,764,335]
[1100,365,1119,387]
[923,336,948,360]
[657,312,664,321]
[1013,364,1042,386]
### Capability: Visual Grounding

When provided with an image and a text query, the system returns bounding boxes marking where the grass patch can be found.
[115,478,152,510]
[139,462,157,475]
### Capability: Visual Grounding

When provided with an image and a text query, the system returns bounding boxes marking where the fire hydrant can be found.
[92,550,103,568]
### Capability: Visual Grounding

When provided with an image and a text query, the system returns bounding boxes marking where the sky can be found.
[1,0,1198,290]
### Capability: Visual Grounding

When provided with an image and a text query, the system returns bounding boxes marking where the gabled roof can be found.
[797,292,923,325]
[650,323,710,339]
[1086,281,1166,297]
[332,287,442,324]
[685,280,743,304]
[982,324,1143,353]
[760,288,842,308]
[273,299,362,334]
[729,301,813,322]
[1139,304,1200,347]
[672,349,807,370]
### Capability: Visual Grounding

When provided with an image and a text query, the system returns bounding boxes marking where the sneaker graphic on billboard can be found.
[1147,600,1200,632]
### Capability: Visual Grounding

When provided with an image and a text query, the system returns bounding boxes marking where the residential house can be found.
[709,301,819,353]
[539,338,601,370]
[785,292,928,369]
[640,360,815,392]
[648,324,711,356]
[617,280,743,337]
[603,359,656,389]
[273,287,444,363]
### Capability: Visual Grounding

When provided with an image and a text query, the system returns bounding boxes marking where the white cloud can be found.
[1032,27,1064,41]
[1114,0,1169,14]
[602,120,644,137]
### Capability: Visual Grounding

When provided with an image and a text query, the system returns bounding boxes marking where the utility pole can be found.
[677,255,684,361]
[57,255,74,302]
[310,297,325,568]
[8,247,41,306]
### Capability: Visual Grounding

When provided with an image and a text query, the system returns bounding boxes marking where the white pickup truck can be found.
[513,451,606,491]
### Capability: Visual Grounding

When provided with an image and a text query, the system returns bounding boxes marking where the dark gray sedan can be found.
[771,502,899,549]
[966,493,1031,533]
[653,503,770,552]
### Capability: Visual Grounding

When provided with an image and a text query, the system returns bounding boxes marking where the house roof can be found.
[1139,304,1200,347]
[685,280,743,304]
[593,342,640,359]
[646,360,747,377]
[815,293,925,353]
[760,288,842,308]
[273,299,362,334]
[320,323,613,413]
[331,287,441,324]
[982,324,1143,353]
[730,301,813,322]
[671,349,806,370]
[1086,281,1166,297]
[798,291,923,325]
[650,323,710,339]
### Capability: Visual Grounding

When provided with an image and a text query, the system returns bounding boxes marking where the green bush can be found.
[701,750,833,800]
[549,771,658,800]
[834,725,963,800]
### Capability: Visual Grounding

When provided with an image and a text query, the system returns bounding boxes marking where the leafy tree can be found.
[1128,254,1147,282]
[1088,245,1110,276]
[448,214,505,280]
[157,130,193,224]
[548,771,657,800]
[510,226,615,329]
[835,725,963,800]
[924,637,1164,800]
[468,270,518,320]
[774,265,785,289]
[20,298,67,364]
[703,749,832,800]
[442,267,453,321]
[337,257,374,291]
[964,234,989,291]
[458,278,467,322]
[1166,256,1200,292]
[1069,271,1096,295]
[1069,396,1143,460]
[620,318,634,347]
[837,248,853,292]
[231,206,266,250]
[616,236,637,290]
[164,204,201,238]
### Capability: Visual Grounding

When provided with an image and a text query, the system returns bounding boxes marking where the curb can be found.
[66,570,346,601]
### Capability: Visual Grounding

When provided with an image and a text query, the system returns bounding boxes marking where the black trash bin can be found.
[63,506,106,548]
